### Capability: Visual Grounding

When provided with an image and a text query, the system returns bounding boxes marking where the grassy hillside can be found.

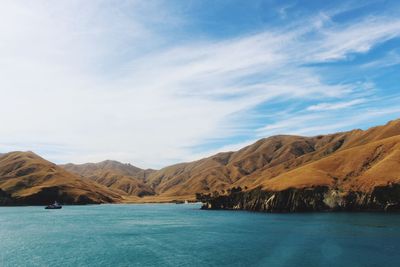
[0,151,121,204]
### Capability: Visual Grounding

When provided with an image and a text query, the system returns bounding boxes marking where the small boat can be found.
[45,201,62,209]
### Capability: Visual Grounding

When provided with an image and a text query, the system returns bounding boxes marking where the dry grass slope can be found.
[0,151,121,204]
[1,118,400,205]
[62,160,155,197]
[145,119,400,199]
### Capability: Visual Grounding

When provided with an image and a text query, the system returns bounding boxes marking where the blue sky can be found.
[0,0,400,168]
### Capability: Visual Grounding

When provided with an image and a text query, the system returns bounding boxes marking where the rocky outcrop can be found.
[0,188,14,205]
[198,184,400,212]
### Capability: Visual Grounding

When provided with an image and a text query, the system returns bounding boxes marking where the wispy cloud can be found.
[0,1,400,167]
[256,96,400,138]
[309,17,400,61]
[307,99,366,111]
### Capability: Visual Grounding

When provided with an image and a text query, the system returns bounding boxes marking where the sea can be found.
[0,204,399,267]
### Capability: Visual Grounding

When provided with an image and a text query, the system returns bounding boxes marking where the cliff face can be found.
[0,188,13,205]
[199,183,400,212]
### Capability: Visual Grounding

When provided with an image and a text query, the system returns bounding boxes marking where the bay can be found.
[0,204,399,267]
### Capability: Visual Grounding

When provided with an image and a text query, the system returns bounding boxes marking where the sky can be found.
[1,0,400,168]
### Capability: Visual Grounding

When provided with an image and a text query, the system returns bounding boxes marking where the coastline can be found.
[3,183,400,211]
[0,194,198,206]
[197,184,400,213]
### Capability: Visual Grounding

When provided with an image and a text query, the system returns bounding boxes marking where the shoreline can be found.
[198,184,400,213]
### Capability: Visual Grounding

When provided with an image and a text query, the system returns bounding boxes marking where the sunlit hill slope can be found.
[1,119,400,210]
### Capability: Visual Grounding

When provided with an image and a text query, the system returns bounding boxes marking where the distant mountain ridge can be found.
[62,160,155,197]
[1,118,400,209]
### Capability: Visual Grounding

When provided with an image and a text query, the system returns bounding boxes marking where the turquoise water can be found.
[1,204,399,267]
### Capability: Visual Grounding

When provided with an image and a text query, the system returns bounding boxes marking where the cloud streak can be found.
[307,99,366,111]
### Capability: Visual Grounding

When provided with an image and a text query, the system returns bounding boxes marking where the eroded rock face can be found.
[198,184,400,212]
[0,189,14,205]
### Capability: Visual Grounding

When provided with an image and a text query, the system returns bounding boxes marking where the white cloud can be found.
[256,106,400,138]
[307,99,366,111]
[309,17,400,61]
[0,1,400,168]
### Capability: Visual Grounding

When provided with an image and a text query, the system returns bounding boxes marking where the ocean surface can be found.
[0,204,399,267]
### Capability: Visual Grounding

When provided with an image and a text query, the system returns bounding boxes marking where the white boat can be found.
[45,201,62,209]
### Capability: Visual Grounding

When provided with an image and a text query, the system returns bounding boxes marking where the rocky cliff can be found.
[0,188,13,205]
[198,183,400,212]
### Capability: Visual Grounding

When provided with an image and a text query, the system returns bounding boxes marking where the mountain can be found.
[2,118,400,210]
[198,119,400,212]
[146,119,400,201]
[62,160,155,197]
[0,151,121,205]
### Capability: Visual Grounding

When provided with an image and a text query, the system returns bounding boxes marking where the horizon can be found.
[1,0,400,168]
[2,116,398,170]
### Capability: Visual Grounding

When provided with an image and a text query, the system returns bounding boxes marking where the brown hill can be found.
[2,118,400,209]
[62,160,155,197]
[0,151,121,205]
[256,135,400,191]
[146,119,400,200]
